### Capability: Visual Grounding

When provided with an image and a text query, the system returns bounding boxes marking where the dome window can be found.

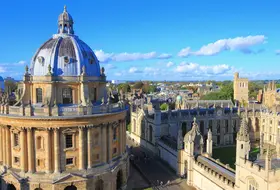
[64,56,70,64]
[89,58,94,64]
[37,56,45,66]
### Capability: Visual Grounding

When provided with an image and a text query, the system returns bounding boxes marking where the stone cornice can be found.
[0,111,126,128]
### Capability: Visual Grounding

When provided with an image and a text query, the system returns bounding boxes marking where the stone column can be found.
[54,128,61,173]
[87,127,93,169]
[27,128,35,173]
[123,120,126,154]
[108,124,113,162]
[2,127,6,165]
[46,129,52,173]
[79,127,85,170]
[20,128,27,172]
[101,124,107,163]
[6,127,11,168]
[119,122,123,155]
[0,126,2,163]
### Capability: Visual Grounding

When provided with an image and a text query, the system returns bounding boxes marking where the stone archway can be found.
[116,170,124,190]
[7,184,16,190]
[34,188,43,190]
[95,179,104,190]
[64,185,77,190]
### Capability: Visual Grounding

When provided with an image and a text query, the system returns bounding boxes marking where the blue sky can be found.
[1,0,280,81]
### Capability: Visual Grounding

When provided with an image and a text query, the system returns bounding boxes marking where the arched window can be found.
[64,185,77,190]
[247,177,258,190]
[208,120,213,131]
[116,170,124,190]
[133,119,136,133]
[141,119,145,137]
[255,118,260,132]
[113,127,117,141]
[7,184,16,190]
[36,136,43,150]
[95,179,104,190]
[217,120,220,133]
[181,122,187,137]
[94,133,99,145]
[62,88,73,104]
[248,118,252,132]
[149,125,153,142]
[34,188,43,190]
[200,121,204,135]
[36,88,43,103]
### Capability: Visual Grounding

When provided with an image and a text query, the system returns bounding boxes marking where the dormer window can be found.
[37,56,45,66]
[64,56,70,64]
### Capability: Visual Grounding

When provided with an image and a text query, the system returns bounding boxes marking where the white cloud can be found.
[104,64,117,70]
[129,67,142,73]
[17,60,27,65]
[158,53,172,59]
[178,35,266,57]
[0,66,6,73]
[94,50,172,63]
[114,72,123,76]
[166,61,174,67]
[174,62,232,76]
[94,50,114,63]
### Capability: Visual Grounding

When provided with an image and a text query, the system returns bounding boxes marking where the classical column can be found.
[101,124,107,163]
[20,128,27,172]
[2,127,6,165]
[54,128,61,173]
[46,129,52,173]
[87,127,93,169]
[27,128,35,173]
[119,122,123,155]
[6,127,11,168]
[79,127,85,170]
[123,120,127,154]
[108,124,113,162]
[0,126,2,163]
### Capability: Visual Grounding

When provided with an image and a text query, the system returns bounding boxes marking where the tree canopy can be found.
[201,82,233,101]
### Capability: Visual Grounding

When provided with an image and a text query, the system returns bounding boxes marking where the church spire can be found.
[237,117,250,142]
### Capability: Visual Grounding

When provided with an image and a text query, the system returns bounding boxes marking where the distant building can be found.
[234,72,249,103]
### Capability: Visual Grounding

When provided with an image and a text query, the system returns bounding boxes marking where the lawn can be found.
[212,146,236,169]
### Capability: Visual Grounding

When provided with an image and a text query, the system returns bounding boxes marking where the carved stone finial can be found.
[48,64,52,75]
[101,67,105,75]
[101,97,104,105]
[25,65,29,74]
[82,65,86,75]
[64,5,67,12]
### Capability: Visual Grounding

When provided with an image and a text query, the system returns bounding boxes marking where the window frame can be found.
[36,88,43,103]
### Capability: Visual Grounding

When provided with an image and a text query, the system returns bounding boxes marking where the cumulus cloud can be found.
[174,62,233,76]
[166,61,174,67]
[129,67,142,73]
[178,35,266,57]
[94,50,172,63]
[104,64,117,70]
[158,53,172,59]
[17,60,27,65]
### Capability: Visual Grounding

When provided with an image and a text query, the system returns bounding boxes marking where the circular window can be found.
[64,56,70,64]
[37,56,45,66]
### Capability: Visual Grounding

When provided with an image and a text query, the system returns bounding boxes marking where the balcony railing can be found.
[0,102,127,117]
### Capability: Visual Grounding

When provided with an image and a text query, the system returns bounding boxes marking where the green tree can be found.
[201,82,233,101]
[117,83,131,93]
[160,103,168,111]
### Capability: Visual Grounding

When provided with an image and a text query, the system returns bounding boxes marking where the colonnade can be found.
[0,120,127,174]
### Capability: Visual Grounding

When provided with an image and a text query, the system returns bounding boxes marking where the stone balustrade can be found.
[0,102,127,117]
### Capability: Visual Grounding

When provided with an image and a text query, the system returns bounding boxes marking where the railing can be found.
[0,102,127,117]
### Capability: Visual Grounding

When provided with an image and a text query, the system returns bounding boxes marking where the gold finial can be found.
[64,5,67,12]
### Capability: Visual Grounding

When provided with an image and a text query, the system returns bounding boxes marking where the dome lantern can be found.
[58,5,74,35]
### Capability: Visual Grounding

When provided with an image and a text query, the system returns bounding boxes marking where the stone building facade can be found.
[234,72,248,103]
[129,78,280,190]
[0,6,129,190]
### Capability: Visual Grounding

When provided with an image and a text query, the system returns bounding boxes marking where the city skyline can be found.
[1,0,280,81]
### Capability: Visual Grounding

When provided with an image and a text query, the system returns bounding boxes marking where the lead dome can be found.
[30,6,100,77]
